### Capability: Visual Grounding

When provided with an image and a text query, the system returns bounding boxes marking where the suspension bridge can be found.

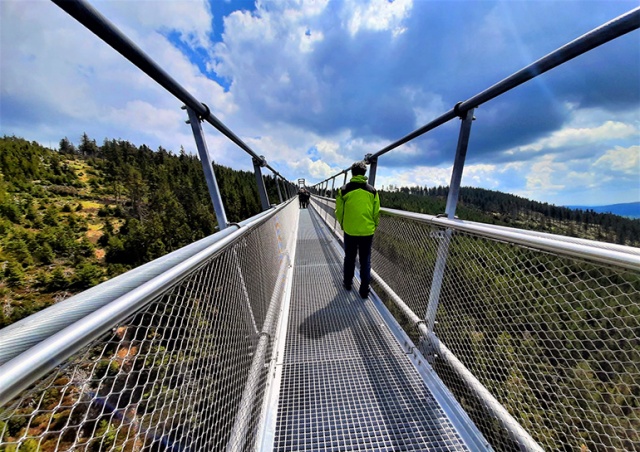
[1,2,639,451]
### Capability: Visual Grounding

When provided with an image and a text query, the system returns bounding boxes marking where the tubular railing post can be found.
[446,107,475,218]
[343,172,348,186]
[275,176,283,204]
[424,108,476,336]
[184,106,229,230]
[330,177,336,198]
[365,154,378,187]
[279,178,285,200]
[253,156,271,211]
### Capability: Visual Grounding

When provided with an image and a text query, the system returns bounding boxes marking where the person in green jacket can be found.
[335,161,380,299]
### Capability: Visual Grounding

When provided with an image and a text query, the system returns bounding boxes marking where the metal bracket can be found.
[181,103,210,122]
[453,101,476,121]
[253,156,267,168]
[453,101,465,119]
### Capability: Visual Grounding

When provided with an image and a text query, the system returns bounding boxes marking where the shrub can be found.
[47,267,69,292]
[4,239,33,267]
[4,260,25,287]
[34,243,55,265]
[0,202,22,224]
[42,205,59,226]
[73,263,103,290]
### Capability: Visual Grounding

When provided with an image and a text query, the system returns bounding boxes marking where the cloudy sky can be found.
[1,0,638,207]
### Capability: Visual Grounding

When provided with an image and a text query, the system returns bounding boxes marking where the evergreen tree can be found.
[59,137,76,155]
[78,133,99,158]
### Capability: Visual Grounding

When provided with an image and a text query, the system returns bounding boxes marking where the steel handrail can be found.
[311,195,640,271]
[382,207,640,271]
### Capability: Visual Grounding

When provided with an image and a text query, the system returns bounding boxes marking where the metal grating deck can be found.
[269,209,488,451]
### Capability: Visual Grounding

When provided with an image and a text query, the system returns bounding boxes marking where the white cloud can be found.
[593,145,640,176]
[509,120,637,154]
[315,139,352,167]
[97,0,213,50]
[298,26,325,53]
[345,0,413,36]
[291,158,342,181]
[525,155,566,192]
[376,165,449,190]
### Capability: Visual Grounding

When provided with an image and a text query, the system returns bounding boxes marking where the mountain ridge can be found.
[565,201,640,219]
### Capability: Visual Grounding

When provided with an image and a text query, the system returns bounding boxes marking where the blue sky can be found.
[1,0,638,207]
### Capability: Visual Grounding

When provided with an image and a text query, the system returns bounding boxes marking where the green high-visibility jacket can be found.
[335,175,380,236]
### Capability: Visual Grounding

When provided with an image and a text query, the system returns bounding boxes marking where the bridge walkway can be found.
[266,208,489,451]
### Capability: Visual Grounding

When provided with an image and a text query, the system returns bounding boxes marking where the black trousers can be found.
[343,233,373,295]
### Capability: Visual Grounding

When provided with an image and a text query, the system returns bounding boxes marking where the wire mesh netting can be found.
[0,201,298,451]
[310,196,640,452]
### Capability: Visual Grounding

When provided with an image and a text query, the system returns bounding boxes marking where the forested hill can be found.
[1,135,638,328]
[379,186,640,247]
[0,135,287,327]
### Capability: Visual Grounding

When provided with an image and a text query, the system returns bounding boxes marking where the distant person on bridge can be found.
[298,188,306,209]
[298,188,310,208]
[335,161,380,299]
[302,188,310,208]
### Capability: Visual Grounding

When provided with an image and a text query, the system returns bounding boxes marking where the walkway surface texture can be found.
[270,209,488,451]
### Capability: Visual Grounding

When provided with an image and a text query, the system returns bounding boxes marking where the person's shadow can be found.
[298,293,358,340]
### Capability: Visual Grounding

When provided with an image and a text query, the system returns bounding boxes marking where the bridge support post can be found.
[184,105,229,230]
[275,177,283,203]
[253,156,271,211]
[446,107,475,218]
[424,108,475,337]
[365,154,378,187]
[330,177,336,198]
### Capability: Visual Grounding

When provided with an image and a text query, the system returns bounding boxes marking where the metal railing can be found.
[310,195,640,451]
[0,200,299,451]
